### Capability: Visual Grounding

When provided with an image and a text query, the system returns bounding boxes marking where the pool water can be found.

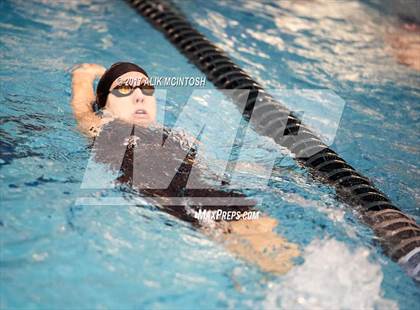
[0,0,419,309]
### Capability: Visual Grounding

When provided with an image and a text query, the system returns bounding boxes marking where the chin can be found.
[132,118,153,127]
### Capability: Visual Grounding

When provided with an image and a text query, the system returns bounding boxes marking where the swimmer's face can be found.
[105,71,157,126]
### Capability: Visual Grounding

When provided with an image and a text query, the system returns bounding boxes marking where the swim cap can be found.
[95,62,149,110]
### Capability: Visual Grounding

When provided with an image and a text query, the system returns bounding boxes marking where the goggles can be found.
[110,83,155,97]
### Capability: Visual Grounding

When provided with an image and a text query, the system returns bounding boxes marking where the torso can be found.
[92,120,254,225]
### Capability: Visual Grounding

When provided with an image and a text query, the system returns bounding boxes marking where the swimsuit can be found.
[92,120,255,226]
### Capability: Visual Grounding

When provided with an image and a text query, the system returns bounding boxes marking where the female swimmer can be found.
[70,62,299,274]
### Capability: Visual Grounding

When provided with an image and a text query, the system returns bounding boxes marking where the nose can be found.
[132,87,145,104]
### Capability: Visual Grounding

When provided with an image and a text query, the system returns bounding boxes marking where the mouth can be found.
[133,109,148,118]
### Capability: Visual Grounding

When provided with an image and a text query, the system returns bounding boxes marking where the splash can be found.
[264,238,398,310]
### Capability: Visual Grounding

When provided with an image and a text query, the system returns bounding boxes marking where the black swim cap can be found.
[95,62,149,110]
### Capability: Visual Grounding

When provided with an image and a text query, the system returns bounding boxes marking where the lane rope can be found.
[125,0,420,280]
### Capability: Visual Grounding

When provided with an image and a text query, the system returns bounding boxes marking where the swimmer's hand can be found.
[205,216,300,275]
[71,63,106,79]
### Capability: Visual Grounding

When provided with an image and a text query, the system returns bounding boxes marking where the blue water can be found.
[0,0,419,309]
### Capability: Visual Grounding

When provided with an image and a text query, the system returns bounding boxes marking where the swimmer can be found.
[386,21,420,71]
[70,62,299,274]
[382,0,420,71]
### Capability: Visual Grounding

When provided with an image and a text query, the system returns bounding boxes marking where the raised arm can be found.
[70,63,109,137]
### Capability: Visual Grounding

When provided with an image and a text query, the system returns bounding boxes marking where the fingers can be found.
[91,64,106,77]
[71,63,106,77]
